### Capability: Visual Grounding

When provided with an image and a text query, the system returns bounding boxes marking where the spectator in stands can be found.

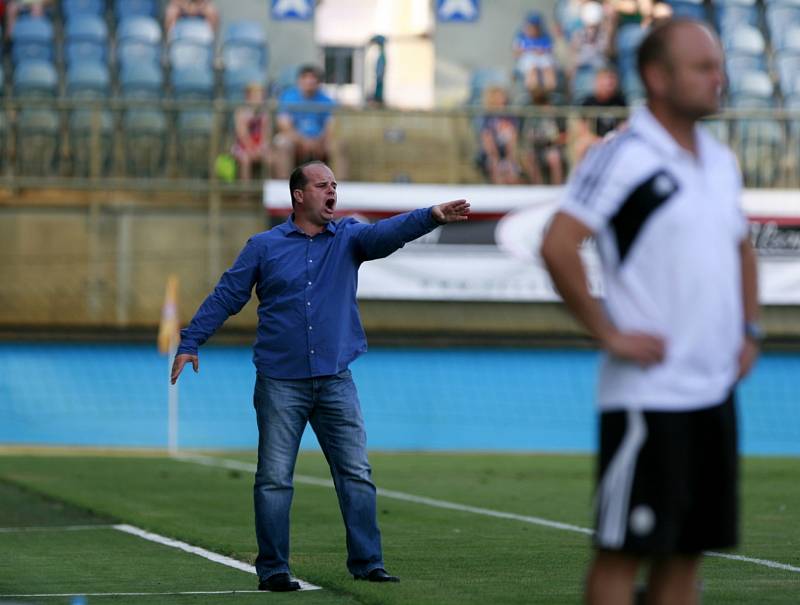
[570,1,612,75]
[5,0,51,39]
[475,85,522,185]
[574,67,628,162]
[521,89,567,185]
[273,65,347,179]
[232,82,273,181]
[513,11,558,95]
[165,0,219,35]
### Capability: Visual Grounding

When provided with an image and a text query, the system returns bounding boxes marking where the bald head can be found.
[638,19,719,88]
[637,19,724,119]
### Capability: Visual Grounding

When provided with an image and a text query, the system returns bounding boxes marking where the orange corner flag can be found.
[158,274,180,354]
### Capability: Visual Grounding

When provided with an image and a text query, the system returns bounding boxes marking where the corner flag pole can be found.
[158,275,181,455]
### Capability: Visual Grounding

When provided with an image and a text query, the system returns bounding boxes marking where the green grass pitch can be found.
[0,451,797,604]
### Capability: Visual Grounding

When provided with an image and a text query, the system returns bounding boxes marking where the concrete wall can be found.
[217,0,318,84]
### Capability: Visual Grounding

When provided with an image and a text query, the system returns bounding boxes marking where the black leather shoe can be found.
[258,572,301,592]
[354,568,400,582]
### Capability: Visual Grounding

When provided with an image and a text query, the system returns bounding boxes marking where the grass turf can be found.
[0,451,797,604]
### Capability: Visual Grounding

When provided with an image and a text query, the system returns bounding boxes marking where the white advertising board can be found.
[264,181,800,304]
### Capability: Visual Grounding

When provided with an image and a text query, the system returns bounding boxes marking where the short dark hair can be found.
[289,160,327,207]
[297,64,323,81]
[636,18,709,92]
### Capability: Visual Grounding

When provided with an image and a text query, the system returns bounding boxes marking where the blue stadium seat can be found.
[114,0,157,20]
[169,40,213,68]
[723,24,766,57]
[728,69,774,100]
[13,60,58,98]
[117,42,161,69]
[271,64,299,98]
[223,66,266,101]
[776,53,800,94]
[774,24,800,53]
[17,108,60,175]
[66,61,111,98]
[169,19,214,68]
[63,0,105,20]
[668,0,706,20]
[171,66,214,99]
[466,67,509,106]
[123,109,167,177]
[120,61,163,99]
[65,14,108,65]
[177,110,215,177]
[69,109,114,176]
[716,3,759,35]
[117,16,162,68]
[170,18,214,45]
[11,16,54,65]
[571,64,597,104]
[766,5,800,50]
[222,21,267,70]
[117,16,161,45]
[726,54,768,77]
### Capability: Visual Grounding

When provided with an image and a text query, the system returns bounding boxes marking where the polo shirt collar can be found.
[629,105,709,163]
[281,213,337,236]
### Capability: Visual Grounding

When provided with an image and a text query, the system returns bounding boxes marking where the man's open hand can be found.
[171,353,199,384]
[432,199,470,224]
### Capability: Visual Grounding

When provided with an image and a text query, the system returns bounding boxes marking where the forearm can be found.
[741,239,759,322]
[543,245,616,342]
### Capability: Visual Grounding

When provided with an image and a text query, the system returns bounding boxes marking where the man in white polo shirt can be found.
[541,19,761,605]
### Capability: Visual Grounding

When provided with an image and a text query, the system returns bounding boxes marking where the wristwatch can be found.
[744,321,765,343]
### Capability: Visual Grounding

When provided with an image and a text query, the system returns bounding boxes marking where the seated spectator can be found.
[574,67,627,162]
[5,0,51,39]
[513,11,558,95]
[273,64,347,179]
[570,1,612,74]
[521,90,567,185]
[165,0,219,35]
[231,82,273,181]
[475,85,522,185]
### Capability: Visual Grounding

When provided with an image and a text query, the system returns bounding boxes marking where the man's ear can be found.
[292,189,303,206]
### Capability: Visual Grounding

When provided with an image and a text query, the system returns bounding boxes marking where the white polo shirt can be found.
[560,107,748,411]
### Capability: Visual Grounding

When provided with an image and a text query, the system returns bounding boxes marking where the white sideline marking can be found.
[113,524,321,591]
[1,590,264,597]
[177,453,800,575]
[0,524,115,533]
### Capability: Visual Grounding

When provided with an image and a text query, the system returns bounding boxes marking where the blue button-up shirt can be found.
[177,208,440,379]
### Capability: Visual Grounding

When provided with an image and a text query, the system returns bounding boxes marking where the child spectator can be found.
[521,89,567,185]
[232,82,273,181]
[475,85,522,185]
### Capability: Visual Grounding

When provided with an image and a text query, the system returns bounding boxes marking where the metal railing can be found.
[1,99,799,190]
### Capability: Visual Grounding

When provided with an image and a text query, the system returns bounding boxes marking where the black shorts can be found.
[594,393,738,556]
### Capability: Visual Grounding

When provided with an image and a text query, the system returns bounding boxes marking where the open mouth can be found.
[325,198,336,212]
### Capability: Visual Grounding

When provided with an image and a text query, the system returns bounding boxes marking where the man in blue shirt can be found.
[274,65,347,179]
[171,160,470,592]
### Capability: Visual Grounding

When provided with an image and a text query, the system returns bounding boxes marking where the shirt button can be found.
[308,326,313,330]
[310,349,315,354]
[309,259,313,263]
[307,302,311,306]
[307,281,312,286]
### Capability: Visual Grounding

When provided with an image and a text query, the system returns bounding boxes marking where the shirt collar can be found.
[628,105,710,163]
[281,213,337,236]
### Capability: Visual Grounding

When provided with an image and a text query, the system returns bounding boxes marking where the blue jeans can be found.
[252,369,384,580]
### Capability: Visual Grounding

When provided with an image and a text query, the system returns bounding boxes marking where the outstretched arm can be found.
[355,199,470,260]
